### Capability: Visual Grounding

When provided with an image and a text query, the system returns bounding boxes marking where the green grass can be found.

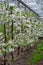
[29,40,43,65]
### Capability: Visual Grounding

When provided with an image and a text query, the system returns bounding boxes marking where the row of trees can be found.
[0,0,43,65]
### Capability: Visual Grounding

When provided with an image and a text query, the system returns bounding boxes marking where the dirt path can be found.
[12,40,43,65]
[12,49,33,65]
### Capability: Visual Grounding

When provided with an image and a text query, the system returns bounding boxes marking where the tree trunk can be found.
[4,24,7,43]
[4,53,6,65]
[11,21,13,40]
[17,46,20,55]
[21,48,23,52]
[11,52,14,61]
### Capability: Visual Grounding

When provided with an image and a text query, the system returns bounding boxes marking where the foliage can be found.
[29,41,43,64]
[0,0,43,64]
